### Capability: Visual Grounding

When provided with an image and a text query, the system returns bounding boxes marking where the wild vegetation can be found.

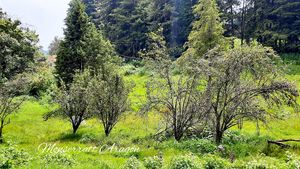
[1,0,300,168]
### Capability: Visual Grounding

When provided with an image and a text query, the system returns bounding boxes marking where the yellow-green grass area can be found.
[2,69,300,168]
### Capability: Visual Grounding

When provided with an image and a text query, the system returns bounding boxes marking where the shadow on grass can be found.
[55,132,83,142]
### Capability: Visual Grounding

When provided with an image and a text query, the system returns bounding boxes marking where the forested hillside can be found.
[81,0,300,58]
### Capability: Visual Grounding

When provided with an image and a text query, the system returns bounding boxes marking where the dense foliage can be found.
[82,0,300,57]
[0,9,38,81]
[56,0,116,85]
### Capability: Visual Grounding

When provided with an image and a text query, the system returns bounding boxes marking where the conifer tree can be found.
[56,0,115,85]
[182,0,225,60]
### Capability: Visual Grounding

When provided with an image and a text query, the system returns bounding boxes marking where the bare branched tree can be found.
[141,28,208,141]
[201,46,299,144]
[88,74,131,136]
[44,71,92,134]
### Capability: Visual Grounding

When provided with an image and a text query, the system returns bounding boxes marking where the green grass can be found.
[1,62,300,168]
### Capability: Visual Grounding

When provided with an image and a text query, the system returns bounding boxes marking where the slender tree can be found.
[88,74,131,136]
[44,71,92,134]
[142,28,207,141]
[181,0,225,61]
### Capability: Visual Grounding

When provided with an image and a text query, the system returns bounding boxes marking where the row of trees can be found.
[141,0,299,143]
[46,0,131,137]
[51,0,298,144]
[78,0,299,59]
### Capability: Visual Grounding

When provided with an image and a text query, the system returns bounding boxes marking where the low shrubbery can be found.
[144,156,163,169]
[180,139,217,154]
[169,154,201,169]
[41,151,75,166]
[0,144,32,168]
[122,156,144,169]
[202,154,230,169]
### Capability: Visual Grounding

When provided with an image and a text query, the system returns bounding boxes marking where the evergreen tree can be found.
[217,0,240,44]
[147,0,173,48]
[182,0,225,60]
[252,0,300,52]
[48,36,62,55]
[56,0,115,84]
[108,0,148,58]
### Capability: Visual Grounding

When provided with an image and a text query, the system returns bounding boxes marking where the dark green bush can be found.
[79,133,97,143]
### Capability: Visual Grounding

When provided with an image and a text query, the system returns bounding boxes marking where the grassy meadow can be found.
[1,56,300,169]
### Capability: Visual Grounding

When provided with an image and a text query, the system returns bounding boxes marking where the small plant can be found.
[79,133,97,143]
[285,151,300,169]
[169,154,200,169]
[144,156,163,169]
[240,154,286,169]
[41,151,75,166]
[180,139,217,154]
[122,156,144,169]
[203,154,230,169]
[0,144,32,168]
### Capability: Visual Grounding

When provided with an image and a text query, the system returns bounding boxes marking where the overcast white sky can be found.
[0,0,70,50]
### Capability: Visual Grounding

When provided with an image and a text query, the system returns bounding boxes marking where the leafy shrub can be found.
[222,131,246,145]
[122,64,138,76]
[169,154,200,169]
[122,156,144,169]
[79,133,97,143]
[26,66,56,98]
[180,139,217,154]
[203,154,230,169]
[138,67,148,76]
[41,151,75,166]
[233,154,286,169]
[144,156,163,169]
[0,144,32,168]
[285,151,300,169]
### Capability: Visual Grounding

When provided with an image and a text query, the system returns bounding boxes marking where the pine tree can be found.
[147,0,173,47]
[217,0,240,45]
[182,0,225,60]
[56,0,115,85]
[251,0,300,52]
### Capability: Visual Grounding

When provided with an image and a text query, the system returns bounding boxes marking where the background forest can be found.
[1,0,300,168]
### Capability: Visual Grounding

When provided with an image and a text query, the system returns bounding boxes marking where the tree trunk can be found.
[72,122,80,134]
[241,0,245,45]
[215,128,223,145]
[174,130,183,141]
[0,125,3,143]
[105,127,111,137]
[230,5,235,48]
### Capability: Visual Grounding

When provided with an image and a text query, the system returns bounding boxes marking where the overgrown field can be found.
[1,61,300,169]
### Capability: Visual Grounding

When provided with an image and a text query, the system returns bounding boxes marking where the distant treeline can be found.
[82,0,300,58]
